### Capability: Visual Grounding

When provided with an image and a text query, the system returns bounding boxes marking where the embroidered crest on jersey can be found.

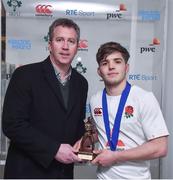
[106,139,125,151]
[124,105,134,118]
[94,107,102,116]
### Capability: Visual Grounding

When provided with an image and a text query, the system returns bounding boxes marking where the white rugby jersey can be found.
[90,85,169,179]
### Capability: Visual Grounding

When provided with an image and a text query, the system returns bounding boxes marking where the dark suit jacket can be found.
[2,57,88,179]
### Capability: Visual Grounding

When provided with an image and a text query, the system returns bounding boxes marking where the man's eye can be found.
[57,38,63,42]
[100,62,107,66]
[116,61,122,64]
[68,40,76,45]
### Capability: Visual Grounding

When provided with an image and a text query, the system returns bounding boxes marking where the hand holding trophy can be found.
[77,117,97,161]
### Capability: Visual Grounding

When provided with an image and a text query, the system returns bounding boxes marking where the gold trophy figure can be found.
[78,117,96,161]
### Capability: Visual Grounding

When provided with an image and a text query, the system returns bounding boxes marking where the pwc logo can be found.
[78,39,88,52]
[140,38,160,54]
[150,38,160,45]
[107,3,127,20]
[119,4,127,11]
[35,4,53,17]
[94,108,102,116]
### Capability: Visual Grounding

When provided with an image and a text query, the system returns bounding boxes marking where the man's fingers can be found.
[93,149,102,154]
[72,146,79,153]
[73,138,82,151]
[91,156,100,165]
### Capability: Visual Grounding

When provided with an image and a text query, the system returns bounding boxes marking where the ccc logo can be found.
[94,108,102,116]
[78,40,88,49]
[36,5,53,14]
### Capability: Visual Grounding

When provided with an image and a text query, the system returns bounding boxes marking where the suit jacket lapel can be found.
[66,69,78,116]
[42,57,66,111]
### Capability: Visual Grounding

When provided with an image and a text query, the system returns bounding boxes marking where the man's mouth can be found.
[60,53,70,57]
[108,72,118,76]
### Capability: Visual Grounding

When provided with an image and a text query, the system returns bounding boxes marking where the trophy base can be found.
[77,151,95,161]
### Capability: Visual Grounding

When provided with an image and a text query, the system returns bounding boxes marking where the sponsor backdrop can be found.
[1,0,167,178]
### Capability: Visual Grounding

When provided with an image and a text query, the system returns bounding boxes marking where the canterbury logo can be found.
[78,40,88,49]
[35,5,53,14]
[94,108,102,116]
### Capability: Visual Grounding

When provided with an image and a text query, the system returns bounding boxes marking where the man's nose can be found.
[108,61,115,69]
[62,41,69,49]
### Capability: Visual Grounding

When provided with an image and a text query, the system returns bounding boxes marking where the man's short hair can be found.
[96,42,130,64]
[49,18,80,43]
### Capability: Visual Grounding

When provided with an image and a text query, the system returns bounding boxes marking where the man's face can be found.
[97,51,129,86]
[48,25,78,66]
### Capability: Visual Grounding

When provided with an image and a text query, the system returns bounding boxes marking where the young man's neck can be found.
[105,79,127,96]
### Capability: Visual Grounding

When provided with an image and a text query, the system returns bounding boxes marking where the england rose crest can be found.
[124,105,134,118]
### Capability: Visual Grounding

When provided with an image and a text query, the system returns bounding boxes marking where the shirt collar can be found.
[51,61,72,86]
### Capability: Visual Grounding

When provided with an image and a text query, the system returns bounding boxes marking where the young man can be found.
[90,42,169,179]
[2,18,88,179]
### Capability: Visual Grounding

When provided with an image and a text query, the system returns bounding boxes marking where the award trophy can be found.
[78,117,96,161]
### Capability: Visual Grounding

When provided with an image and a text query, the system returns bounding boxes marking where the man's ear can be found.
[48,41,51,52]
[97,68,101,77]
[126,63,129,73]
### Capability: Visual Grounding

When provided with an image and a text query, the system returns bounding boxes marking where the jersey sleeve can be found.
[140,92,169,140]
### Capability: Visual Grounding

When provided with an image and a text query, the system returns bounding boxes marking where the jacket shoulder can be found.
[72,68,88,86]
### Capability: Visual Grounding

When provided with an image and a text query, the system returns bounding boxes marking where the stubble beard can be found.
[105,74,127,88]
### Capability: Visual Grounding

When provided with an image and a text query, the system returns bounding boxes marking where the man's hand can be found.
[73,138,82,151]
[55,144,82,164]
[91,149,118,167]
